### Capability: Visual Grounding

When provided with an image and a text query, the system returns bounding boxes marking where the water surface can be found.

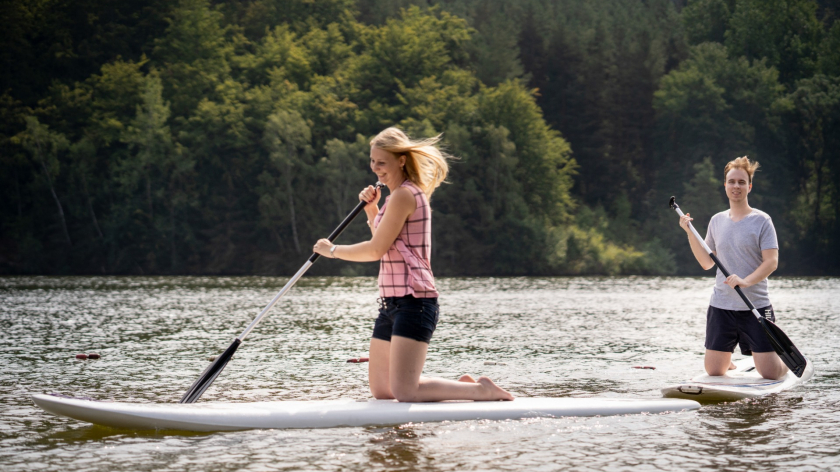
[1,276,838,471]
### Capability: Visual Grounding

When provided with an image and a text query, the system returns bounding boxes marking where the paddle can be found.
[669,196,807,377]
[180,182,384,403]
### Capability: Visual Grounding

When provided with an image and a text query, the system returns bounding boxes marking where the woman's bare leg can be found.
[387,336,513,402]
[369,338,394,399]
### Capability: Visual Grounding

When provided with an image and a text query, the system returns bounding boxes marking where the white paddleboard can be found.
[662,356,814,402]
[32,394,700,432]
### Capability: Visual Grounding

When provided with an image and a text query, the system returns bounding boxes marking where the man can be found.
[679,156,787,380]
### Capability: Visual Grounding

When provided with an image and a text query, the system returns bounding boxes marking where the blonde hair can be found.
[370,127,450,198]
[724,156,760,184]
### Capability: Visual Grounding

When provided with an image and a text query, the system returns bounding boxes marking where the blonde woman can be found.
[314,127,513,402]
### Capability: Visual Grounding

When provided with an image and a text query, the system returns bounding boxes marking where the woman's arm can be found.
[724,248,779,288]
[314,187,416,262]
[365,205,379,238]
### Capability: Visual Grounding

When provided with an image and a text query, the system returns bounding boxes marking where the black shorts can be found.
[705,305,776,355]
[371,295,439,344]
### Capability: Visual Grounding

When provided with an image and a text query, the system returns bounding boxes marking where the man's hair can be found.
[724,156,760,184]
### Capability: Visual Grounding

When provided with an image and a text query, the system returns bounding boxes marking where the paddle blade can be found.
[180,339,241,403]
[758,317,807,377]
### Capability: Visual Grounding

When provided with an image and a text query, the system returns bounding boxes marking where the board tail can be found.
[758,317,807,378]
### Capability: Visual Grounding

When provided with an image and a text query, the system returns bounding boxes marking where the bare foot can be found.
[728,362,737,370]
[458,374,476,383]
[477,376,514,401]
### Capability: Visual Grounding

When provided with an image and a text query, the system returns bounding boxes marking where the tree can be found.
[318,135,372,221]
[682,157,726,237]
[14,116,72,246]
[653,42,784,196]
[725,0,823,85]
[348,5,472,128]
[465,0,524,86]
[153,0,232,118]
[121,72,173,225]
[681,0,735,45]
[261,109,312,254]
[784,74,840,272]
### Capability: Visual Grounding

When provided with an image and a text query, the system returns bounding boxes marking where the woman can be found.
[313,127,513,402]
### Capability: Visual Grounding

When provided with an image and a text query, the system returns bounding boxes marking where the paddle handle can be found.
[670,197,761,319]
[237,182,383,341]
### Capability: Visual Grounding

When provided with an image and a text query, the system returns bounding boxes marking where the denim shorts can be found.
[371,295,439,344]
[705,305,776,355]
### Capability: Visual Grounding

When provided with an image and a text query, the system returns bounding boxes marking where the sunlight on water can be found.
[1,276,838,471]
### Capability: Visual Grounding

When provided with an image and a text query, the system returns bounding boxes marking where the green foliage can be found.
[14,117,72,248]
[682,0,735,45]
[653,43,785,197]
[348,5,472,128]
[1,0,839,276]
[783,74,840,272]
[549,224,646,276]
[818,21,840,76]
[153,0,233,117]
[724,0,823,84]
[681,157,726,237]
[230,0,358,40]
[319,135,374,221]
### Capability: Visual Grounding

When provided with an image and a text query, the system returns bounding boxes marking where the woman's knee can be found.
[390,382,418,402]
[370,385,394,400]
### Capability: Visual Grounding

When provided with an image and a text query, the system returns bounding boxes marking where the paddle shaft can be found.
[180,182,382,403]
[239,182,382,341]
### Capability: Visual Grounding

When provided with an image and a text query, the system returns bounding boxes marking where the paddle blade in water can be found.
[758,317,807,378]
[180,339,241,403]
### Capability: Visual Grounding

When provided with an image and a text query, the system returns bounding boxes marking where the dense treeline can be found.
[1,0,838,276]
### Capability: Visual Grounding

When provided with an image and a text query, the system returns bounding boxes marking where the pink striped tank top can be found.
[373,180,439,298]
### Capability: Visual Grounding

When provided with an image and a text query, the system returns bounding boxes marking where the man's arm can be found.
[680,213,715,270]
[724,248,778,288]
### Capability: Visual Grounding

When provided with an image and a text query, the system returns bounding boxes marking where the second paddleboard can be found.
[662,356,814,402]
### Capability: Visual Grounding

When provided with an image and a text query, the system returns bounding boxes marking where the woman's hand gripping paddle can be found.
[180,182,384,403]
[669,196,807,377]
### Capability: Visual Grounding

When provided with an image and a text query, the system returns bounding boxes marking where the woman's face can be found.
[370,146,405,187]
[724,168,751,203]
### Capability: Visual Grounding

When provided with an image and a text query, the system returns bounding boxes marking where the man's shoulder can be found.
[709,210,728,224]
[750,208,772,220]
[747,209,774,227]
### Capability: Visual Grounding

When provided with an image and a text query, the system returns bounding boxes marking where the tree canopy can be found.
[1,0,838,276]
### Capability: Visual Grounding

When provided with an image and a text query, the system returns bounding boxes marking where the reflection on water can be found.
[0,276,838,471]
[366,426,438,471]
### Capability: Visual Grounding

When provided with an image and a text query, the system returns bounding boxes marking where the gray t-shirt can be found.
[705,209,778,310]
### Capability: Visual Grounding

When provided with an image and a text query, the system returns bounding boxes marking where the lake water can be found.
[1,276,838,471]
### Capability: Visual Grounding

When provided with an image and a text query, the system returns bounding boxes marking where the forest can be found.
[1,0,838,276]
